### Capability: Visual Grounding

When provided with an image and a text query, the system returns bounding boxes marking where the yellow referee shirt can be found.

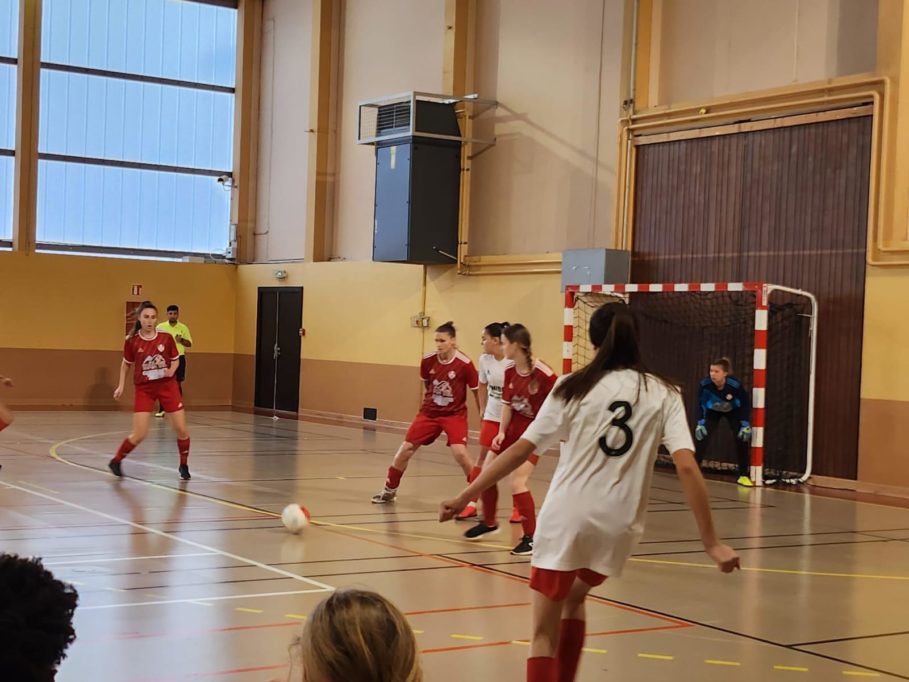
[157,321,193,356]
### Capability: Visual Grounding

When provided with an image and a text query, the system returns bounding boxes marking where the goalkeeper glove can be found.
[695,420,707,441]
[738,421,752,442]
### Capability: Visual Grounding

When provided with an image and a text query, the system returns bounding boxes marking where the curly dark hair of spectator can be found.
[0,553,79,682]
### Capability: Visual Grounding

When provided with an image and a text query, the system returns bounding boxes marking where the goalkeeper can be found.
[695,357,754,487]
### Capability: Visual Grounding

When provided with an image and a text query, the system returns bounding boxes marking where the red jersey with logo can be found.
[502,359,558,436]
[419,351,479,417]
[123,332,179,386]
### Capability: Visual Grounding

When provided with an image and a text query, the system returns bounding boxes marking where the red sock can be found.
[481,484,498,526]
[468,465,483,503]
[177,438,190,466]
[514,490,537,536]
[113,438,136,462]
[0,420,8,433]
[557,619,586,682]
[527,656,557,682]
[385,466,404,490]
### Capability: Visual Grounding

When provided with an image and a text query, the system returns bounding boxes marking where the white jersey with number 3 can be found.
[522,369,694,577]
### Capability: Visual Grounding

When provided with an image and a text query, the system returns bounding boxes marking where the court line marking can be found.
[0,481,334,593]
[774,665,809,672]
[79,588,330,611]
[706,659,742,666]
[638,653,674,660]
[451,634,484,641]
[842,672,882,678]
[44,552,217,566]
[631,557,909,581]
[235,607,264,614]
[16,479,60,494]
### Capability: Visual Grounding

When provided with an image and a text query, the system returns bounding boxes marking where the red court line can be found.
[92,601,532,642]
[422,640,515,655]
[405,601,529,617]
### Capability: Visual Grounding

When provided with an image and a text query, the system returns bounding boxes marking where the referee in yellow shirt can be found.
[155,304,193,417]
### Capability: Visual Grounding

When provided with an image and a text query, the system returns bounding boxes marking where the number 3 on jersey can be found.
[598,401,634,457]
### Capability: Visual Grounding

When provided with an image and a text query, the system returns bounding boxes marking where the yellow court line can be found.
[705,659,742,666]
[774,665,809,672]
[638,653,674,661]
[631,557,909,582]
[512,640,530,646]
[842,673,881,678]
[582,647,607,654]
[450,634,484,641]
[49,432,516,551]
[235,607,264,614]
[285,614,307,620]
[411,629,424,634]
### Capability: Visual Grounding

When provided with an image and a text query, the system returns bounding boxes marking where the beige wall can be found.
[0,252,237,407]
[652,0,878,106]
[331,0,446,261]
[255,0,314,262]
[469,0,626,255]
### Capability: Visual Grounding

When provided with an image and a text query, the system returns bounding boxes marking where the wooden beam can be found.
[231,0,263,263]
[443,0,471,96]
[305,0,341,263]
[12,0,41,253]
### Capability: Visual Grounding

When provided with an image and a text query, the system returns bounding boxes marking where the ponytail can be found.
[554,302,678,402]
[435,321,456,337]
[128,301,158,339]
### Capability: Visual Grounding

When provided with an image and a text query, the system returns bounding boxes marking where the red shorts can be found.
[495,429,540,465]
[529,567,608,601]
[479,420,499,448]
[405,413,469,447]
[134,379,184,414]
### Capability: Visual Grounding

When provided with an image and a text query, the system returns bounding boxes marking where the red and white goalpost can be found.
[563,282,818,486]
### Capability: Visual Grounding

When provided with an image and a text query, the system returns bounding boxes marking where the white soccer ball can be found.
[281,503,311,534]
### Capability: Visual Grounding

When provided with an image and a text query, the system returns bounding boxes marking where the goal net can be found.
[564,283,817,485]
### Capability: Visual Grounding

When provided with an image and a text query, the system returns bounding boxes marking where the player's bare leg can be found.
[448,443,474,477]
[109,413,151,477]
[372,441,418,503]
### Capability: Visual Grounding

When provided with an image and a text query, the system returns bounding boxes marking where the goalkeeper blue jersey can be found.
[698,377,751,421]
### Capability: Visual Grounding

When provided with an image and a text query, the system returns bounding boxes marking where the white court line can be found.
[0,481,335,592]
[44,552,217,566]
[80,588,329,611]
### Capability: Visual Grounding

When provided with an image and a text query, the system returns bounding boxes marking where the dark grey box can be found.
[561,248,631,290]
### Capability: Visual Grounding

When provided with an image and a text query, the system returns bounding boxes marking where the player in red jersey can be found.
[464,324,557,556]
[109,301,192,480]
[0,371,13,471]
[371,321,480,504]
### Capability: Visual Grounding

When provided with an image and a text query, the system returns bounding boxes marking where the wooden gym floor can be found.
[0,411,907,681]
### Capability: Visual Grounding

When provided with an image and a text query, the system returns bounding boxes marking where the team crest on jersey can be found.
[528,379,540,395]
[726,394,733,400]
[158,344,165,352]
[448,371,456,379]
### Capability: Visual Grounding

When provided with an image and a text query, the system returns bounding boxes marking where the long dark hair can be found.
[503,323,533,365]
[129,301,158,338]
[483,321,509,337]
[554,302,678,402]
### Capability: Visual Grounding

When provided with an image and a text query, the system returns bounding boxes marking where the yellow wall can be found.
[0,252,237,352]
[652,0,878,106]
[234,261,424,365]
[469,0,626,255]
[860,267,909,400]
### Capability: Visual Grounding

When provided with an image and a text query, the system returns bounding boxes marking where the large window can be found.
[0,0,17,244]
[37,0,237,257]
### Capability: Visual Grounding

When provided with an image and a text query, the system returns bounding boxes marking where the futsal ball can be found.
[281,503,311,534]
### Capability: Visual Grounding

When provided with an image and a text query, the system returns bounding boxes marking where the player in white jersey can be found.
[455,322,511,521]
[440,302,739,682]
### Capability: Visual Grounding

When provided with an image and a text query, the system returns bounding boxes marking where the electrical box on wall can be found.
[561,249,631,290]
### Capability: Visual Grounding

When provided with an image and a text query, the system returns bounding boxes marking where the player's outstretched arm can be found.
[671,448,740,573]
[440,438,534,521]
